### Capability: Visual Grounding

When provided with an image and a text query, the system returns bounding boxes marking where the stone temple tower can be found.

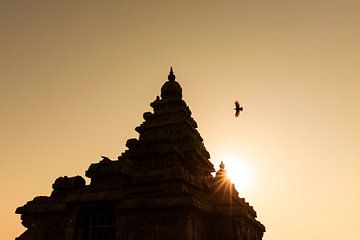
[16,68,265,240]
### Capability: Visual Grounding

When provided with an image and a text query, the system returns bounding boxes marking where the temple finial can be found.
[168,66,176,81]
[219,161,225,170]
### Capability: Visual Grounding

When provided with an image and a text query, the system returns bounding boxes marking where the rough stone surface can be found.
[16,69,265,240]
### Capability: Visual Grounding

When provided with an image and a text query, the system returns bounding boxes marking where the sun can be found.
[218,153,253,195]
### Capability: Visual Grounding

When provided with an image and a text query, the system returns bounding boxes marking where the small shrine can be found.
[16,68,265,240]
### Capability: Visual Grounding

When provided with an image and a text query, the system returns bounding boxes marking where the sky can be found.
[1,0,359,239]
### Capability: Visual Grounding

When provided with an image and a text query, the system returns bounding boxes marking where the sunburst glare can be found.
[219,153,253,195]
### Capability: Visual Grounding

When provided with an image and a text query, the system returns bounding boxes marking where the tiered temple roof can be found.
[16,68,265,240]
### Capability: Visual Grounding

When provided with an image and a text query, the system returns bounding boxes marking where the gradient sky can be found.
[1,1,359,239]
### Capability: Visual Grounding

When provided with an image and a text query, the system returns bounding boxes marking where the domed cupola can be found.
[161,67,182,100]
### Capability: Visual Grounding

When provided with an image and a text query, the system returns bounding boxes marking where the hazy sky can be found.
[1,1,359,239]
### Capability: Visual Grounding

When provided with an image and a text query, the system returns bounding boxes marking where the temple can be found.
[16,68,265,240]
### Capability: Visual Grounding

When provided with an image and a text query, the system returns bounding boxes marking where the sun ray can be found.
[217,153,253,195]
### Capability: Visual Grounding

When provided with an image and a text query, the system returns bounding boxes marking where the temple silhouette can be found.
[16,68,265,240]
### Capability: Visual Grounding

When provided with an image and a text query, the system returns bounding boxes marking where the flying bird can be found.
[234,101,243,117]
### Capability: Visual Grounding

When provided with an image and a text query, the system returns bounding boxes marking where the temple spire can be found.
[219,161,225,170]
[168,66,176,81]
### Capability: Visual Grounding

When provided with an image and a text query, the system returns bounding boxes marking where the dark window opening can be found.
[78,208,115,240]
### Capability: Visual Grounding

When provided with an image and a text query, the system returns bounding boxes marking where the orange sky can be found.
[1,1,360,239]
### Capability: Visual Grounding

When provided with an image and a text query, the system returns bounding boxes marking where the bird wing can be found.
[235,101,240,108]
[235,109,240,117]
